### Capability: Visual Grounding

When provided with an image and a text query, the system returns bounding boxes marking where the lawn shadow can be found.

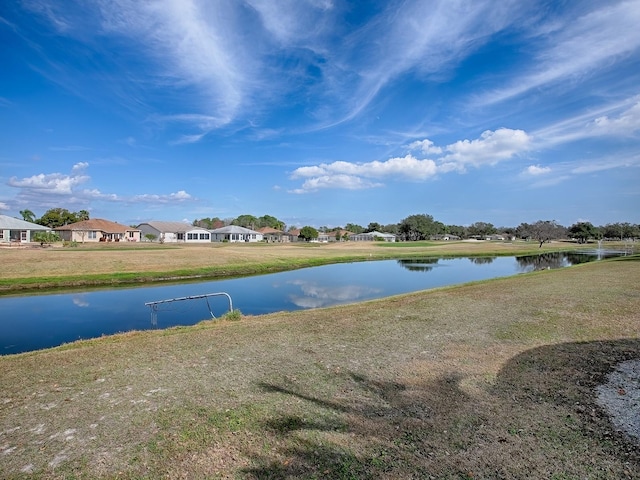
[241,338,640,479]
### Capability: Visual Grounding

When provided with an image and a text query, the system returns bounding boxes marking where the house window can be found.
[187,233,194,240]
[88,231,97,239]
[199,233,209,240]
[128,231,135,238]
[177,233,185,240]
[21,231,27,241]
[0,231,4,239]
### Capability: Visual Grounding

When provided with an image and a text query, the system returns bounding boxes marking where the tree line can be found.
[18,208,639,245]
[194,213,639,245]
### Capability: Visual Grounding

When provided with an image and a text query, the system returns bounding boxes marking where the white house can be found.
[349,230,396,242]
[210,225,263,242]
[137,221,211,243]
[0,214,50,244]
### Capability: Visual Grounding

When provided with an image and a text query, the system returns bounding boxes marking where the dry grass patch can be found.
[0,257,638,478]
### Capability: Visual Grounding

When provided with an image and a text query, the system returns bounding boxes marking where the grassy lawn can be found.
[0,245,638,478]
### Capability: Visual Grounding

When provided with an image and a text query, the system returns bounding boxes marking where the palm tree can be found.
[19,209,35,223]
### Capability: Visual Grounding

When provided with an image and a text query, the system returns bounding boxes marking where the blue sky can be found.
[1,0,639,229]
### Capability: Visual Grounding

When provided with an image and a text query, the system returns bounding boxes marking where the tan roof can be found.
[54,218,137,233]
[257,227,284,234]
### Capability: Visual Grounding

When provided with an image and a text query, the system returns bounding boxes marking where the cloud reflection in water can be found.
[287,279,382,308]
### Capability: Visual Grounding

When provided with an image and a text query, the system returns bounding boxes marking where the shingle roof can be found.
[0,214,49,230]
[54,218,137,233]
[256,227,284,234]
[138,221,194,233]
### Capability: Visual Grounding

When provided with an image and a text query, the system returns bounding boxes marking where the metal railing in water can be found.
[145,292,233,326]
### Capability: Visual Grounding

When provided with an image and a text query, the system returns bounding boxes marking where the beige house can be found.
[256,227,293,242]
[55,218,142,243]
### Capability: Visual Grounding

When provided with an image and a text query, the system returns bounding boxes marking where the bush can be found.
[32,231,61,245]
[221,309,242,321]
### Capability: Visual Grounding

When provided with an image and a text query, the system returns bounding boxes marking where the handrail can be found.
[145,292,233,325]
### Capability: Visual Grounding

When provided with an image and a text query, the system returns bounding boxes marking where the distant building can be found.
[137,221,211,243]
[256,227,293,243]
[349,231,396,242]
[55,218,141,243]
[0,214,50,244]
[210,225,263,242]
[318,229,352,242]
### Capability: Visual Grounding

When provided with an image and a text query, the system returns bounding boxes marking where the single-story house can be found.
[137,221,211,243]
[55,218,142,243]
[0,214,50,244]
[318,229,352,242]
[431,234,461,241]
[257,227,293,243]
[349,230,396,242]
[210,225,263,243]
[287,229,302,242]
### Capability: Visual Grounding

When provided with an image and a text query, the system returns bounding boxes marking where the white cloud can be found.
[408,139,442,155]
[290,128,530,192]
[524,165,551,176]
[591,101,640,136]
[8,162,90,194]
[0,202,9,211]
[441,128,531,168]
[290,175,382,194]
[132,190,193,203]
[5,162,194,210]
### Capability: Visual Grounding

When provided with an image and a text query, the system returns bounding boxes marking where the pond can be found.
[0,250,629,355]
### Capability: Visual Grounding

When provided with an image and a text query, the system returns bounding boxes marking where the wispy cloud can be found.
[476,1,640,106]
[314,0,528,128]
[533,95,640,147]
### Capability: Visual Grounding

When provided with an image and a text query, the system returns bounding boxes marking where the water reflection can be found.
[396,258,440,272]
[287,279,382,308]
[72,294,90,307]
[468,257,497,265]
[514,251,615,272]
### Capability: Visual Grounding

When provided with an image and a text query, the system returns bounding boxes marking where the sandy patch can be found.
[596,359,640,443]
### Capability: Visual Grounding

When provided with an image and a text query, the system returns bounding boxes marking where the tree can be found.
[345,223,364,234]
[232,214,258,229]
[601,222,638,240]
[568,222,597,244]
[37,208,78,228]
[144,233,157,242]
[76,210,90,221]
[299,226,318,241]
[258,215,285,231]
[446,224,467,238]
[398,214,441,241]
[467,221,497,238]
[382,223,399,235]
[366,222,382,232]
[20,209,36,223]
[522,220,566,248]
